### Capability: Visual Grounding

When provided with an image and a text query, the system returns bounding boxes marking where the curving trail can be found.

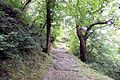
[43,43,96,80]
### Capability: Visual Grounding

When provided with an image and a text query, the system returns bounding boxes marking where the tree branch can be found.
[22,0,32,11]
[85,30,95,40]
[87,20,111,32]
[42,21,47,29]
[88,44,94,54]
[85,19,112,37]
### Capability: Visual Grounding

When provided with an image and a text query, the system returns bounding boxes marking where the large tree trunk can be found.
[46,0,51,54]
[76,25,87,62]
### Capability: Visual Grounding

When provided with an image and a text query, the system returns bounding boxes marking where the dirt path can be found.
[43,43,94,80]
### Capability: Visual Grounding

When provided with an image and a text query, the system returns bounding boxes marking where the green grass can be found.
[73,55,114,80]
[0,50,52,80]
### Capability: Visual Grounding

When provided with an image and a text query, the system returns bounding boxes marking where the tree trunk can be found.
[46,0,51,54]
[76,25,87,62]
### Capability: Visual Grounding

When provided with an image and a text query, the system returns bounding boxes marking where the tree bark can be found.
[75,20,112,62]
[46,0,51,54]
[76,25,87,62]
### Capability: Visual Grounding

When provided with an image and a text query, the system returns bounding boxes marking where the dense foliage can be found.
[0,0,46,59]
[64,0,120,79]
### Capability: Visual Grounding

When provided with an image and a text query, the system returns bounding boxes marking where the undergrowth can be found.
[0,1,51,80]
[0,48,52,80]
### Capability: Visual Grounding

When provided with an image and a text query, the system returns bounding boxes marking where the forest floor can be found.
[43,43,113,80]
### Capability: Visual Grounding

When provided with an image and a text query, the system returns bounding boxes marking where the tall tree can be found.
[76,20,112,62]
[46,0,51,54]
[46,0,55,54]
[66,0,115,62]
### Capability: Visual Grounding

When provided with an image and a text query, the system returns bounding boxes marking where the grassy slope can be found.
[0,48,113,80]
[0,50,52,80]
[74,55,114,80]
[0,2,52,79]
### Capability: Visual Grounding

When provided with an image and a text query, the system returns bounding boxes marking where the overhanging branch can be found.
[87,19,112,32]
[85,19,112,37]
